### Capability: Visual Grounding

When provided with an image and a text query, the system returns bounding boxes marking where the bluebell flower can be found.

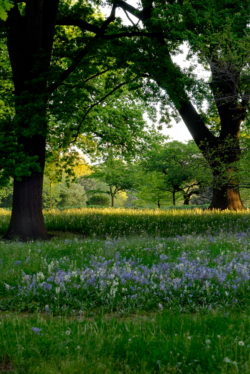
[15,261,22,266]
[32,327,42,335]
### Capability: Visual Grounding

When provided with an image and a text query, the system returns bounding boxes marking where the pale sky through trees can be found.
[100,1,210,143]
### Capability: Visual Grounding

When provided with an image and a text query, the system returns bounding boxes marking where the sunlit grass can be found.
[1,207,250,238]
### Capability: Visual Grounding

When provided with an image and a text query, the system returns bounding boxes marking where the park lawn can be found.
[1,309,250,374]
[1,208,250,372]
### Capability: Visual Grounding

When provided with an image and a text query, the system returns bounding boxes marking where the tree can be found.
[140,140,211,206]
[115,0,250,210]
[134,170,177,208]
[0,1,154,240]
[84,157,136,207]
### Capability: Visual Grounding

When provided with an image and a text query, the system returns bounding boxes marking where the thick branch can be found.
[49,4,117,95]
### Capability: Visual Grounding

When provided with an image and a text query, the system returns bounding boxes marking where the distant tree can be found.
[83,157,136,207]
[44,151,90,210]
[140,140,212,206]
[57,181,87,208]
[42,176,62,210]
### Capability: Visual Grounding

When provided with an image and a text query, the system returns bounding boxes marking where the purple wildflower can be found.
[32,327,42,335]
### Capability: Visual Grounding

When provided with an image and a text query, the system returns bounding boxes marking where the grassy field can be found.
[1,207,250,373]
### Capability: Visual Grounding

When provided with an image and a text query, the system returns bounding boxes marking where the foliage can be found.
[0,180,12,207]
[0,0,13,21]
[57,180,87,208]
[42,176,62,210]
[86,194,110,206]
[84,157,136,207]
[139,139,212,205]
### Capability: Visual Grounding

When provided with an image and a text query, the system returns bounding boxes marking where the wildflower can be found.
[76,346,81,349]
[45,305,49,314]
[55,287,60,294]
[32,327,42,335]
[158,303,163,311]
[224,357,231,363]
[206,339,211,344]
[238,341,244,346]
[15,261,22,266]
[5,283,10,291]
[217,335,221,339]
[65,330,71,335]
[37,272,45,282]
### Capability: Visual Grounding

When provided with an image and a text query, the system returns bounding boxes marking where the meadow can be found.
[1,207,250,373]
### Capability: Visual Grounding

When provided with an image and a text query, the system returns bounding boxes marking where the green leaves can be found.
[0,0,13,21]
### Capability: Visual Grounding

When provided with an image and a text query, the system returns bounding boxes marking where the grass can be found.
[1,206,250,238]
[1,207,250,373]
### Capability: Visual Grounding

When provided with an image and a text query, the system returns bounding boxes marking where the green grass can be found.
[1,208,250,373]
[1,310,250,373]
[1,206,250,238]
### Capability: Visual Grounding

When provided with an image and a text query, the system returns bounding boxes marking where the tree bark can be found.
[208,185,244,211]
[3,171,49,241]
[3,1,59,240]
[173,191,176,206]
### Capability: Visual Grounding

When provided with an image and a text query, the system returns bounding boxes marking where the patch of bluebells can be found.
[6,248,250,311]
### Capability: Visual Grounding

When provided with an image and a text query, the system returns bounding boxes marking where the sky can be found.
[100,1,210,143]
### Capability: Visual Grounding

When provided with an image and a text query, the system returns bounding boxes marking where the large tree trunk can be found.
[209,185,244,211]
[205,138,245,211]
[3,1,59,240]
[3,172,49,241]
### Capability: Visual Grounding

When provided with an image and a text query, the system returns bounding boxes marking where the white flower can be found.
[76,346,81,349]
[238,341,244,346]
[65,330,71,335]
[206,339,211,344]
[187,336,191,340]
[64,275,70,281]
[37,272,45,282]
[223,357,231,363]
[225,291,229,296]
[5,283,10,291]
[217,335,221,339]
[55,287,60,294]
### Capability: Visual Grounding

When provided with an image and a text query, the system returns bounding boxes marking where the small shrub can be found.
[87,194,110,206]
